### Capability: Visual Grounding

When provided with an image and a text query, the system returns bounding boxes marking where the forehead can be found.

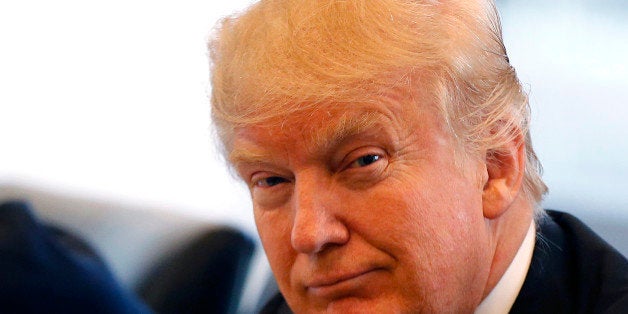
[227,89,451,168]
[229,103,398,163]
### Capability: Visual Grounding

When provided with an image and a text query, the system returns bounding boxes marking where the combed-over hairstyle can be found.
[209,0,548,208]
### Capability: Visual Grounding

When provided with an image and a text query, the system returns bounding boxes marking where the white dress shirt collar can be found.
[475,221,536,314]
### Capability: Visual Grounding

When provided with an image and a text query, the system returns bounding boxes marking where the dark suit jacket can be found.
[260,210,628,313]
[510,210,628,313]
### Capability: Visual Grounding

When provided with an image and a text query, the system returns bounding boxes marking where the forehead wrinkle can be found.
[229,104,400,167]
[308,109,390,156]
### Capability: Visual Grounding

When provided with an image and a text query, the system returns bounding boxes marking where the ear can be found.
[482,132,526,219]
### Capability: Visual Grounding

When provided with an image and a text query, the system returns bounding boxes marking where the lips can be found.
[305,268,384,299]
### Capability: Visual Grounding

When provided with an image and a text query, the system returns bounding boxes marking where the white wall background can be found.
[0,0,259,234]
[499,0,628,219]
[1,0,626,245]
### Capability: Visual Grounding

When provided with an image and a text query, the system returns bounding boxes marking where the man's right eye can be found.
[255,176,288,188]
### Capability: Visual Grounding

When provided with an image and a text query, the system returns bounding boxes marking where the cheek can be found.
[395,171,485,257]
[355,170,483,241]
[254,209,294,287]
[346,168,489,304]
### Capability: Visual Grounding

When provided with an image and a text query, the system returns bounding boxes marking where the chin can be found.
[295,296,416,314]
[291,295,468,314]
[324,297,397,314]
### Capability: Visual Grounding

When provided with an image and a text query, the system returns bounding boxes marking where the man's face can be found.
[231,94,494,313]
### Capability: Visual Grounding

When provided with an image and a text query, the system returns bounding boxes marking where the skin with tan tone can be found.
[230,91,533,313]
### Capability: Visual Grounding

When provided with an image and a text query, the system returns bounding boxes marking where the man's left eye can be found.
[349,154,381,168]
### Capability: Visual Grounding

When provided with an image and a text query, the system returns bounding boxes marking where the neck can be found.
[481,196,534,299]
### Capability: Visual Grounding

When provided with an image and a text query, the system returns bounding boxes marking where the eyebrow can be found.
[310,110,389,154]
[229,109,392,166]
[229,146,273,166]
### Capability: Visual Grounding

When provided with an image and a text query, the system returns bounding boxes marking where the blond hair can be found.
[209,0,547,208]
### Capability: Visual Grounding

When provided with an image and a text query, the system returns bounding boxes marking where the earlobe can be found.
[482,133,526,219]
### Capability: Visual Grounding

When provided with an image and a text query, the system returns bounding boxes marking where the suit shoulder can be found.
[547,210,628,312]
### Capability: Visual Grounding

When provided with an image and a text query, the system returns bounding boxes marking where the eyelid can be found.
[250,171,292,188]
[348,154,381,168]
[250,172,293,208]
[255,176,286,188]
[340,146,387,171]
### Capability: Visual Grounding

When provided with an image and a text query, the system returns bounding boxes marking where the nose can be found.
[290,175,350,254]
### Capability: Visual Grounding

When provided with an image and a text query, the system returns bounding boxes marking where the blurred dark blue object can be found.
[0,200,256,314]
[0,200,152,313]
